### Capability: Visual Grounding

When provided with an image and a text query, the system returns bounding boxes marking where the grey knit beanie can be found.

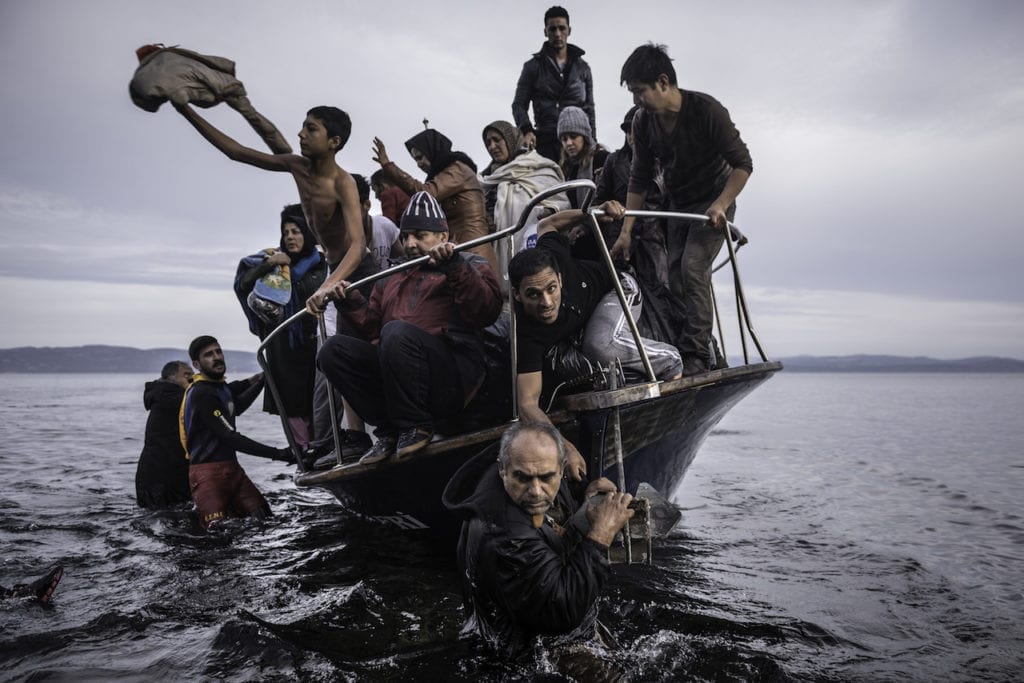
[556,106,593,146]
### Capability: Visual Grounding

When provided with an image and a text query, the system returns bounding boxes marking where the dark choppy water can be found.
[1,372,1022,681]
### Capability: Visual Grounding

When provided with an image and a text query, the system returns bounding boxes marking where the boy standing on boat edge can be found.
[611,43,753,376]
[181,336,293,528]
[172,102,376,324]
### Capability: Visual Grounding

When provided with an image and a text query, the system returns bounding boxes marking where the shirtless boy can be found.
[174,103,372,317]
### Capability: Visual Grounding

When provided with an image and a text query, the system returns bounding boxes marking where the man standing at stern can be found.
[512,6,596,163]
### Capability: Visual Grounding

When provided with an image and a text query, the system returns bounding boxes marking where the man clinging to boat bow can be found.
[172,101,378,332]
[508,202,683,480]
[443,422,634,661]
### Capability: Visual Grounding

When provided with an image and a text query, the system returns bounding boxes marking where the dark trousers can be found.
[535,131,562,164]
[317,321,477,436]
[665,201,736,363]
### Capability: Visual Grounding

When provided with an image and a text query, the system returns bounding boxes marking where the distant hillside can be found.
[0,345,261,374]
[1,346,1022,374]
[777,354,1024,373]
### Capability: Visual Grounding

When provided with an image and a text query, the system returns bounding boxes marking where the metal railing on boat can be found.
[255,179,770,474]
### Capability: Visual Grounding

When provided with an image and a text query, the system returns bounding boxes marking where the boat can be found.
[257,180,782,540]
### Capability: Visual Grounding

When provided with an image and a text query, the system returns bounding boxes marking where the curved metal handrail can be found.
[593,206,767,366]
[257,179,597,470]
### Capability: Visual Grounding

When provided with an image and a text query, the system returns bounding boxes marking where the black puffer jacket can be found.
[442,445,610,659]
[135,379,190,508]
[512,44,595,138]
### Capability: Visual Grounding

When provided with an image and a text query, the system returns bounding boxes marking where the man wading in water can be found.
[181,336,293,528]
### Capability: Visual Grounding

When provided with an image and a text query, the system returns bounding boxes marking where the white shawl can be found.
[480,151,569,287]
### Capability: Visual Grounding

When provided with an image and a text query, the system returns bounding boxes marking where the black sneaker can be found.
[340,429,372,457]
[307,430,373,470]
[681,356,708,377]
[358,436,397,465]
[395,427,434,461]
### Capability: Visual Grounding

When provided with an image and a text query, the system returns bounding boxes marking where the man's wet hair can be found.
[497,422,567,469]
[370,169,391,188]
[544,5,569,24]
[352,173,371,203]
[306,106,352,150]
[508,246,562,290]
[161,360,189,380]
[188,335,219,361]
[620,43,677,86]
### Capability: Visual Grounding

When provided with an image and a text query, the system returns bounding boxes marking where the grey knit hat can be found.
[556,106,593,146]
[400,191,449,233]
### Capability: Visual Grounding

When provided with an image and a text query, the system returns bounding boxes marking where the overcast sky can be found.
[1,0,1022,359]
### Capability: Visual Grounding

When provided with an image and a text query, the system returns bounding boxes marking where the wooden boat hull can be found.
[295,362,782,538]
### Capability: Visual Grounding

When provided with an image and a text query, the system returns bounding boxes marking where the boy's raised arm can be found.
[175,103,293,172]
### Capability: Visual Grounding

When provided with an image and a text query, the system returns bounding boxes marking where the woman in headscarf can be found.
[478,120,568,289]
[234,204,325,448]
[372,129,498,274]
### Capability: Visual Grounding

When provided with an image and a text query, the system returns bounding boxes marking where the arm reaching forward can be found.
[175,103,297,173]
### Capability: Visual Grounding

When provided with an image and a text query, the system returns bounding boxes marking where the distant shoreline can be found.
[1,345,1022,374]
[773,354,1024,373]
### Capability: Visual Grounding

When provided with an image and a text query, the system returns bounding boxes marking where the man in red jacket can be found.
[317,192,502,465]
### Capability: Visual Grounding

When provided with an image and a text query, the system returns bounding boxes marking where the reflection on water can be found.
[1,373,1022,680]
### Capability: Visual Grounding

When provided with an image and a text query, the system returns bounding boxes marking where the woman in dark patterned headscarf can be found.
[372,129,498,274]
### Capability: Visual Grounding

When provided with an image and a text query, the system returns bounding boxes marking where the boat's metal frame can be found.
[254,180,780,537]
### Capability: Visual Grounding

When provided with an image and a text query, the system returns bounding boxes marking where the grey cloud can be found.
[2,0,1023,357]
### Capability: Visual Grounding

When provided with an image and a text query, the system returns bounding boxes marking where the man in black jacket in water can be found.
[135,360,193,508]
[443,422,633,659]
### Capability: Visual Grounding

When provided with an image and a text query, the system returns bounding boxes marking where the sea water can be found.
[0,372,1021,681]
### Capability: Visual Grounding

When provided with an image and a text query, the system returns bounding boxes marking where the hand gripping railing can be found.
[589,206,768,367]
